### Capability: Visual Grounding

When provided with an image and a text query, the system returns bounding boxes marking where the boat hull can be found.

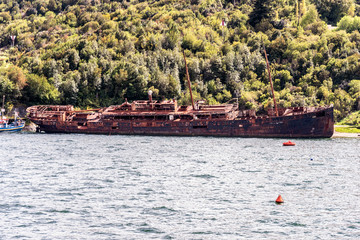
[0,124,25,132]
[32,107,334,138]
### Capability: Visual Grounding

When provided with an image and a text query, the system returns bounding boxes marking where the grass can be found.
[335,126,360,133]
[336,111,360,133]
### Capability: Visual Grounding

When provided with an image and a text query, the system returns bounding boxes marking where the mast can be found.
[14,110,17,124]
[263,48,279,117]
[182,51,195,110]
[1,95,5,120]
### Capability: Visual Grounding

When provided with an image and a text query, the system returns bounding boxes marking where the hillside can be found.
[1,0,360,121]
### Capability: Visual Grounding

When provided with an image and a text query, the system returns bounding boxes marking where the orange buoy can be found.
[283,140,295,146]
[275,195,284,204]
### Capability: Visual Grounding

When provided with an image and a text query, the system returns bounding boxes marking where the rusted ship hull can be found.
[28,106,334,138]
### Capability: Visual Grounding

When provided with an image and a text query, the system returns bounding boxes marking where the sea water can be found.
[0,133,359,239]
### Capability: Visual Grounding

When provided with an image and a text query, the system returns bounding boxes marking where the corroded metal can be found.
[183,50,195,110]
[26,99,334,138]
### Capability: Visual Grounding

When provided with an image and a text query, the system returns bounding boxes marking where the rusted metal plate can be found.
[26,100,334,138]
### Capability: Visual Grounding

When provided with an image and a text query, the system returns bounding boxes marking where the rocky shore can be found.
[23,122,37,132]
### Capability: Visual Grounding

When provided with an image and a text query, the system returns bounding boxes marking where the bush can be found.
[315,0,353,24]
[337,16,360,33]
[22,74,60,105]
[81,21,100,33]
[0,12,11,23]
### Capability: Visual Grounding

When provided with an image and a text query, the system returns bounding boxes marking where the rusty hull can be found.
[26,100,334,138]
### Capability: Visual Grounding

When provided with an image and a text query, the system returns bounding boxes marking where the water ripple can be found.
[0,135,359,239]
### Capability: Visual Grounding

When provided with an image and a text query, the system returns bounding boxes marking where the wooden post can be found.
[1,95,5,120]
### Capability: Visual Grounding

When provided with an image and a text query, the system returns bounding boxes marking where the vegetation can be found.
[336,110,360,133]
[1,0,360,122]
[338,110,360,125]
[335,126,360,133]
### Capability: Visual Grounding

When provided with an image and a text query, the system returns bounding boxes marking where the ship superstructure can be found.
[26,97,334,137]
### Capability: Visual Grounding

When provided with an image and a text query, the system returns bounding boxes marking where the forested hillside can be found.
[1,0,360,121]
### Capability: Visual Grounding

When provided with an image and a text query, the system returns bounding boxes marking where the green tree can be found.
[248,0,274,29]
[0,12,11,23]
[301,4,319,27]
[0,75,17,98]
[337,16,360,32]
[314,0,354,24]
[348,79,360,109]
[59,73,79,105]
[22,74,60,105]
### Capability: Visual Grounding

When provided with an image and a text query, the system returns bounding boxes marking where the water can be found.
[0,133,359,239]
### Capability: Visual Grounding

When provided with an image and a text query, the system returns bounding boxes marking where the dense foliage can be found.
[1,0,360,122]
[338,110,360,125]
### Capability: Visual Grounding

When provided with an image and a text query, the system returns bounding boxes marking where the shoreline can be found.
[332,131,360,138]
[332,125,360,138]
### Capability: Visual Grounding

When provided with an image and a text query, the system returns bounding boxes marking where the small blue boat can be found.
[0,95,25,132]
[0,118,25,132]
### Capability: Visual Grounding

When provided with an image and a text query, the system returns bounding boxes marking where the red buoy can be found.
[275,195,284,204]
[283,141,295,146]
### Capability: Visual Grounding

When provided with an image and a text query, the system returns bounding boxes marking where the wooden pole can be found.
[1,95,4,120]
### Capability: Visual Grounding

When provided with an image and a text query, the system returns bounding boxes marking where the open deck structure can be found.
[26,98,334,137]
